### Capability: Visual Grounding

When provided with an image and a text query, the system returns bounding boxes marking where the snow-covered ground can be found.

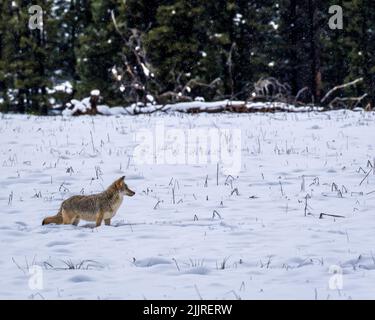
[0,110,375,300]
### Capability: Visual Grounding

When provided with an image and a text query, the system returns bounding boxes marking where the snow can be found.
[90,90,100,96]
[270,21,279,30]
[62,99,324,116]
[146,95,155,103]
[195,97,205,102]
[233,13,246,25]
[167,100,243,112]
[47,81,73,95]
[62,97,91,116]
[97,105,128,116]
[141,63,151,78]
[111,67,118,75]
[0,110,375,299]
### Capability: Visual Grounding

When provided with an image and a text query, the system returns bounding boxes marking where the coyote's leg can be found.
[62,209,77,225]
[72,217,80,226]
[104,218,111,226]
[96,211,104,227]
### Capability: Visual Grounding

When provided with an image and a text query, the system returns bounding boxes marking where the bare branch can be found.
[329,93,368,109]
[294,87,310,103]
[110,10,128,43]
[321,77,363,104]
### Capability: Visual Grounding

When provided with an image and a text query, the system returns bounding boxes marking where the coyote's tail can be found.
[42,209,63,225]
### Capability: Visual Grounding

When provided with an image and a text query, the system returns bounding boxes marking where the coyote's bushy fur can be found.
[42,176,135,227]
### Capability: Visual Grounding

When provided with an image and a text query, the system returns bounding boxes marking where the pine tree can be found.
[319,0,374,108]
[320,0,349,100]
[277,0,324,102]
[229,0,278,98]
[146,1,282,100]
[75,0,124,104]
[52,0,92,82]
[145,1,206,94]
[0,0,55,114]
[277,0,298,95]
[345,0,375,107]
[0,1,12,112]
[1,0,373,112]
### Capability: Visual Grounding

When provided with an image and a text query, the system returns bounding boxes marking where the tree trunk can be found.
[308,0,322,102]
[289,0,298,95]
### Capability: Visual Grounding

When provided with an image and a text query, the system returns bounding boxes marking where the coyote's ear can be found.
[116,176,125,182]
[115,176,125,188]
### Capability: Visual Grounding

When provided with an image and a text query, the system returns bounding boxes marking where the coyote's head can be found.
[115,176,135,197]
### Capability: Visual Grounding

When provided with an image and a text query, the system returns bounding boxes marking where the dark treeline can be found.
[0,0,374,114]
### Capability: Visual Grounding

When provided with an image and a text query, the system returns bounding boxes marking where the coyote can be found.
[42,176,135,227]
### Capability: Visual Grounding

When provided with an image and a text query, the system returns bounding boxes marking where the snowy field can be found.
[0,110,375,300]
